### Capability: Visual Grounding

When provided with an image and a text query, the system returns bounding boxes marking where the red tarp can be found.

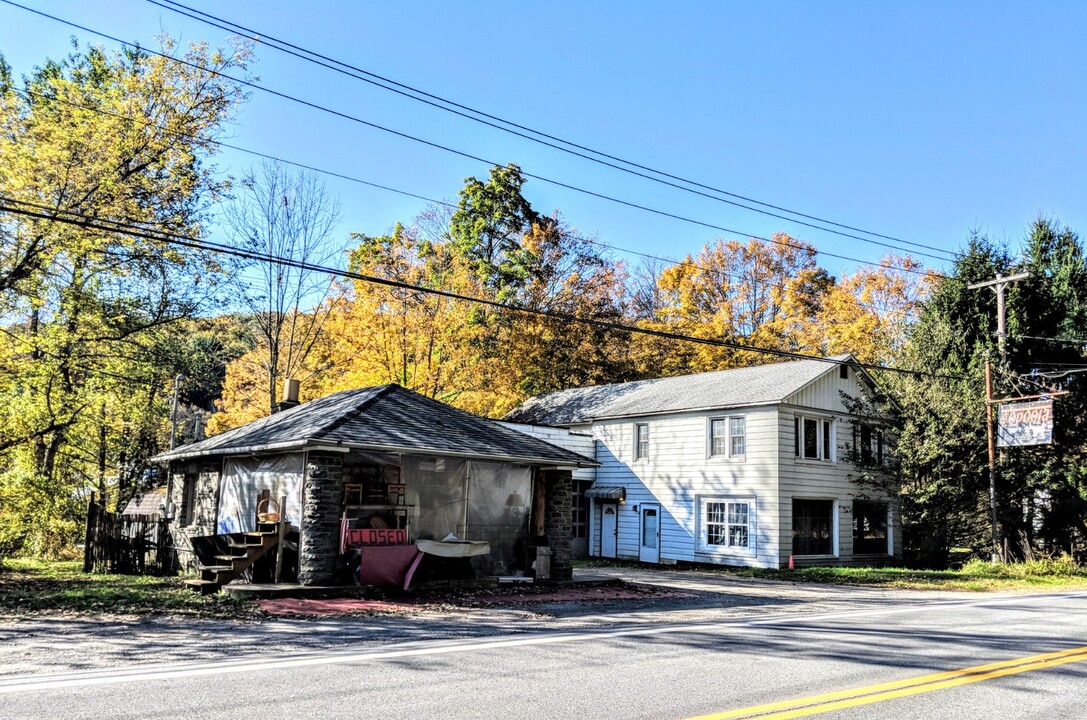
[357,545,423,590]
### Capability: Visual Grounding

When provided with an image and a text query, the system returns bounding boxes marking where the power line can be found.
[1012,334,1087,346]
[11,86,922,319]
[0,196,963,380]
[0,0,946,278]
[0,325,161,388]
[145,0,959,262]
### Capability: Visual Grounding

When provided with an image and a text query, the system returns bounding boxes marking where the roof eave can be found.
[150,438,599,468]
[553,398,784,425]
[149,439,348,463]
[330,441,600,468]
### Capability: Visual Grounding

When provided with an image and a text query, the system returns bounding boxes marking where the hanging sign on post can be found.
[998,400,1054,447]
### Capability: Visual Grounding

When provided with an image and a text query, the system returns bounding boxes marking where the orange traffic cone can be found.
[788,555,795,570]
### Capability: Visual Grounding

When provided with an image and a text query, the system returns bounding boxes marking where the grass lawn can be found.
[5,555,1085,619]
[0,559,258,618]
[577,556,1087,592]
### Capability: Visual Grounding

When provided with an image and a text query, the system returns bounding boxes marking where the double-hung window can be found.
[634,422,649,460]
[709,416,746,458]
[795,415,834,461]
[700,497,755,552]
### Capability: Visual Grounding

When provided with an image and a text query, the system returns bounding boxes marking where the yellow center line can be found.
[687,645,1087,720]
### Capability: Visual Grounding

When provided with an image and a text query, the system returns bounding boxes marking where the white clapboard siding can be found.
[777,365,902,566]
[498,422,596,481]
[559,361,901,569]
[585,406,781,568]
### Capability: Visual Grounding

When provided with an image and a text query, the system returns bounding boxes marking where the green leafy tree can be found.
[449,163,552,302]
[0,38,249,558]
[888,221,1087,565]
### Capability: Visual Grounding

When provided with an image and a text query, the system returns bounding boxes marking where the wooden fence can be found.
[83,498,177,575]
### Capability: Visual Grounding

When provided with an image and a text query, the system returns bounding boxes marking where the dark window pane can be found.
[823,421,831,460]
[571,480,591,539]
[803,419,818,458]
[853,500,888,554]
[860,424,873,463]
[792,499,833,555]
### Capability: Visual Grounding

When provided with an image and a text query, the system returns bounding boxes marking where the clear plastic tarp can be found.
[403,456,468,542]
[216,453,304,534]
[465,461,532,575]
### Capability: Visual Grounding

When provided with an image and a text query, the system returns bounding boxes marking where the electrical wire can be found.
[0,326,162,388]
[1012,334,1087,346]
[6,85,929,320]
[0,0,946,278]
[0,196,964,380]
[146,0,960,262]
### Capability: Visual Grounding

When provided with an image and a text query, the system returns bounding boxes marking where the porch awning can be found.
[585,486,626,502]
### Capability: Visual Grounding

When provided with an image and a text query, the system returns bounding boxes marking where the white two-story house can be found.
[504,354,901,568]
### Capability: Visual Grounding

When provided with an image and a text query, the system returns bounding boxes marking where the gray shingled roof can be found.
[503,355,854,426]
[151,385,597,467]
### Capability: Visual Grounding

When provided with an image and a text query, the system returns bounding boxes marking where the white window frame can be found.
[791,497,840,558]
[634,422,649,461]
[708,415,746,459]
[795,414,835,463]
[697,496,756,555]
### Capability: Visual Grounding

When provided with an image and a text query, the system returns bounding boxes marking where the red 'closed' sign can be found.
[343,528,407,547]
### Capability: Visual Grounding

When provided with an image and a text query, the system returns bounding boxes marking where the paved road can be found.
[3,589,1086,720]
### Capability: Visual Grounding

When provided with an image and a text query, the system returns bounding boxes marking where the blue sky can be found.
[2,0,1085,279]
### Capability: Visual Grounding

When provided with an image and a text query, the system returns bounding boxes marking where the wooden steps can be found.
[187,522,285,595]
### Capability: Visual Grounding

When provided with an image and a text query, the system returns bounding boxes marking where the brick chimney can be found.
[274,378,301,413]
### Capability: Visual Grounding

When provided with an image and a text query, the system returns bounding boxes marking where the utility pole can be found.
[968,272,1030,365]
[968,272,1028,563]
[984,359,999,562]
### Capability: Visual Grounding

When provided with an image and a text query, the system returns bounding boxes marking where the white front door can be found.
[600,503,618,558]
[639,504,660,563]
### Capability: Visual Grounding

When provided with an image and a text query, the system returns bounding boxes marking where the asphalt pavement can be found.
[2,569,1086,719]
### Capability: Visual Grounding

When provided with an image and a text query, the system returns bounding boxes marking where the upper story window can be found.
[634,422,649,460]
[709,416,746,458]
[854,423,885,465]
[795,415,834,461]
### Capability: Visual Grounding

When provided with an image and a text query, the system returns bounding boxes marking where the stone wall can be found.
[542,469,574,582]
[167,460,221,570]
[299,452,344,585]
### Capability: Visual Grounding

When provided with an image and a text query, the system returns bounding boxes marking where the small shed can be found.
[150,384,597,588]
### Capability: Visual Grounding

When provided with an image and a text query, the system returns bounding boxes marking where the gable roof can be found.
[151,385,597,467]
[503,355,857,426]
[121,486,168,516]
